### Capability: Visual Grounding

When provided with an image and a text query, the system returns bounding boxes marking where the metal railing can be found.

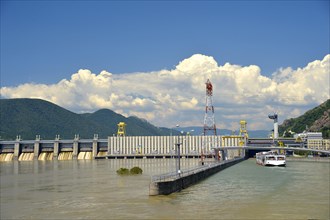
[151,158,241,182]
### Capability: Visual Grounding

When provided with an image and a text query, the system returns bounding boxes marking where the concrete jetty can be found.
[149,157,245,196]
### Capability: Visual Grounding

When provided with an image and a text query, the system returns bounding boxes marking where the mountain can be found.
[0,98,178,140]
[0,98,103,140]
[82,109,173,136]
[5,98,313,141]
[279,99,330,138]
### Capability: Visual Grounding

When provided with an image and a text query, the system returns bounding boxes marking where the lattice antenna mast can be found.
[203,79,217,136]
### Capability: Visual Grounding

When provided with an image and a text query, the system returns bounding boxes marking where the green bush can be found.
[116,167,143,175]
[116,168,130,175]
[130,166,143,175]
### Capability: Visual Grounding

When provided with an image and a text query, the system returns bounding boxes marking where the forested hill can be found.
[0,98,175,140]
[279,99,330,138]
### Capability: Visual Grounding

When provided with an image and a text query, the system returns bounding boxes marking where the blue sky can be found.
[0,1,329,131]
[1,1,329,86]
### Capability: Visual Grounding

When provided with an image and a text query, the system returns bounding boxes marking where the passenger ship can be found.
[256,151,286,167]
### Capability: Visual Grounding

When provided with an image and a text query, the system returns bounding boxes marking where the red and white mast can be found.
[203,79,217,136]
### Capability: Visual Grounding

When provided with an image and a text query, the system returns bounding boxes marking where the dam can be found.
[0,135,244,162]
[1,134,329,162]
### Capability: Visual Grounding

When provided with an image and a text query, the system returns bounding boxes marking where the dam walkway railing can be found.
[151,158,241,182]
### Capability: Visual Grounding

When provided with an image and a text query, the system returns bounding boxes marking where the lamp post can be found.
[170,126,173,159]
[177,141,181,177]
[170,124,180,152]
[175,124,180,176]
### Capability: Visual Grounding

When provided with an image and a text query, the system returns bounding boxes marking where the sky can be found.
[1,1,329,133]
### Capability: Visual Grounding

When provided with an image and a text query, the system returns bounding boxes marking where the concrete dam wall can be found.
[0,135,243,161]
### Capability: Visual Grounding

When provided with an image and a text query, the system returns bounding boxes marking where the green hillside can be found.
[279,99,330,138]
[82,109,174,136]
[0,98,176,140]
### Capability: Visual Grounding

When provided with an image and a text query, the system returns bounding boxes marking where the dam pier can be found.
[149,157,245,195]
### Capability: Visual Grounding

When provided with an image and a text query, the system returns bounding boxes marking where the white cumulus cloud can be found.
[1,54,329,131]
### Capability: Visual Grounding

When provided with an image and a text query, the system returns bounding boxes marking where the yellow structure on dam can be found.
[117,122,127,136]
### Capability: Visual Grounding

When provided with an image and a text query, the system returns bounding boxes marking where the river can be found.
[1,158,329,219]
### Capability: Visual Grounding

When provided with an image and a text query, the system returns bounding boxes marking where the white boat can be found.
[256,151,286,167]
